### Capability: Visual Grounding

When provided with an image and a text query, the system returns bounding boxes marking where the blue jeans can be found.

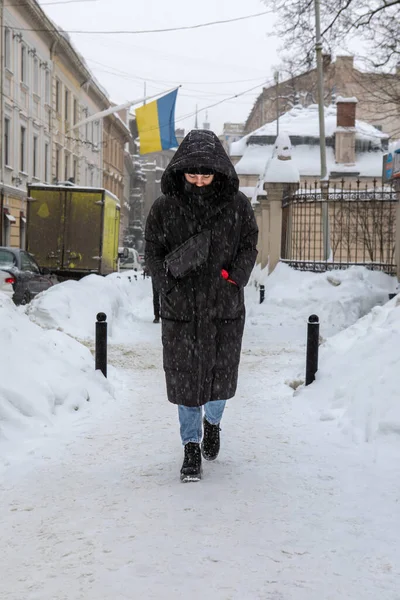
[178,400,226,445]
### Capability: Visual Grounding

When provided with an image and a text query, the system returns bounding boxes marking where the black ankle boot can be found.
[180,442,202,482]
[201,418,221,461]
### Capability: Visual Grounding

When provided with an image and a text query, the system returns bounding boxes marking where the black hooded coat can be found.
[144,130,258,407]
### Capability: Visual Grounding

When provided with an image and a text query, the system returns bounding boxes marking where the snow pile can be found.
[0,293,113,448]
[0,261,398,454]
[249,262,395,336]
[299,294,400,442]
[27,271,148,342]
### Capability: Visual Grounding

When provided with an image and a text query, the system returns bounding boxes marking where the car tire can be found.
[20,291,31,305]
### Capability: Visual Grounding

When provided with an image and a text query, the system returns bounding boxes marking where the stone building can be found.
[232,98,389,200]
[218,122,245,154]
[0,0,130,248]
[1,0,54,247]
[245,55,400,139]
[103,109,131,202]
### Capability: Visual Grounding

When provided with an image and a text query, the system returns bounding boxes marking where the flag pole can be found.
[70,87,178,130]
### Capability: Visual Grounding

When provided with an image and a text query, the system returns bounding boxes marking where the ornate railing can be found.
[281,179,398,275]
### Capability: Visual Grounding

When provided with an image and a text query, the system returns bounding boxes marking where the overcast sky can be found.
[38,0,281,135]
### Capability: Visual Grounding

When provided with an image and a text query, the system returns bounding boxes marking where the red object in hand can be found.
[221,269,229,280]
[221,269,237,286]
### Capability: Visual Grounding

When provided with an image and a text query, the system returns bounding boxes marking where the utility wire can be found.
[85,57,270,86]
[87,62,266,99]
[4,10,273,34]
[4,0,99,5]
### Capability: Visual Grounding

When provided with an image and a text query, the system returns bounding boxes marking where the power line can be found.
[85,57,269,86]
[87,62,265,100]
[4,10,273,34]
[4,0,99,5]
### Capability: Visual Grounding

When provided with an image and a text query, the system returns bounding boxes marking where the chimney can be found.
[335,55,354,72]
[337,97,357,127]
[322,53,332,71]
[335,97,358,165]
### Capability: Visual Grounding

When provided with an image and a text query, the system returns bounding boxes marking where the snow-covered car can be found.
[0,269,14,300]
[0,246,54,305]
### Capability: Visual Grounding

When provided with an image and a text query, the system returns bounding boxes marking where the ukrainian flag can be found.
[136,89,179,155]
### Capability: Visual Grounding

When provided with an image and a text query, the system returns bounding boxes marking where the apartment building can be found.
[1,0,54,247]
[0,0,130,248]
[51,44,108,188]
[103,109,131,201]
[245,55,400,138]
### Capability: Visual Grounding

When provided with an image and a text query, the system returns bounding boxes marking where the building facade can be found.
[1,0,130,249]
[1,0,54,247]
[232,99,389,200]
[245,55,400,139]
[218,122,245,154]
[103,109,131,201]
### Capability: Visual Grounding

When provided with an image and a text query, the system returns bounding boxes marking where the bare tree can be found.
[262,0,400,70]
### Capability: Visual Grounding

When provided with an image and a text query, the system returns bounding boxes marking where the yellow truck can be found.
[26,185,120,279]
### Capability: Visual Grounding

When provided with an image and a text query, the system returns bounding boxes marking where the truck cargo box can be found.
[27,185,120,278]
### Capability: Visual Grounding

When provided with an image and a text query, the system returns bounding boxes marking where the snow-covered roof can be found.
[231,104,388,158]
[233,104,388,180]
[264,157,300,183]
[336,96,358,103]
[235,143,385,179]
[389,139,400,153]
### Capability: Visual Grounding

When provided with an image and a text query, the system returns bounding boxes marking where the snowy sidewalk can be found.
[1,312,400,600]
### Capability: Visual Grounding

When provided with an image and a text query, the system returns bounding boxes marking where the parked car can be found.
[0,247,54,305]
[0,270,14,300]
[118,247,141,271]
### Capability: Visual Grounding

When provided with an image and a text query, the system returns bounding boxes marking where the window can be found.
[20,126,26,172]
[64,151,70,180]
[45,71,50,104]
[4,28,11,70]
[55,147,60,181]
[55,79,61,113]
[73,98,78,125]
[33,58,39,95]
[21,252,40,273]
[73,156,78,182]
[93,121,99,146]
[21,45,27,83]
[4,118,11,166]
[44,143,49,182]
[0,248,16,268]
[1,220,11,247]
[65,89,69,122]
[33,136,38,178]
[20,214,26,249]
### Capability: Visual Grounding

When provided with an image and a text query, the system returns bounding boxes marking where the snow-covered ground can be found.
[1,264,400,599]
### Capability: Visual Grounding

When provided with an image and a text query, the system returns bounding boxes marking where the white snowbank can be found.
[298,294,400,442]
[0,293,113,447]
[0,261,398,451]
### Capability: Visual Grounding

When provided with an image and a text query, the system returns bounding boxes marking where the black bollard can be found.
[259,284,265,304]
[95,312,107,378]
[305,314,319,386]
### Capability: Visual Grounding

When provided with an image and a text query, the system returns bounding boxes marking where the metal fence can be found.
[281,179,398,275]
